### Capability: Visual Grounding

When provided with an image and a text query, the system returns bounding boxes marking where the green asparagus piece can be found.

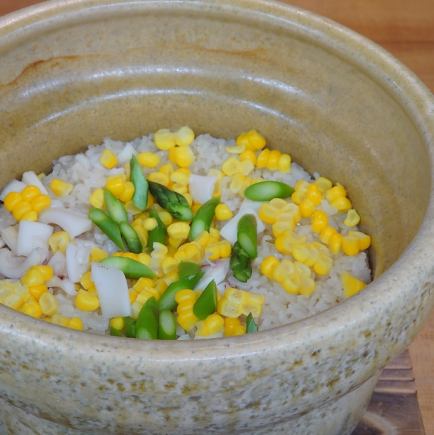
[230,241,252,283]
[158,310,177,340]
[135,297,159,340]
[119,222,143,254]
[244,180,294,201]
[103,189,128,223]
[246,313,258,333]
[193,280,218,320]
[237,214,257,259]
[130,156,149,211]
[100,256,155,279]
[88,207,126,250]
[178,261,202,280]
[159,267,204,311]
[147,208,167,250]
[124,317,137,338]
[188,197,219,241]
[148,181,193,221]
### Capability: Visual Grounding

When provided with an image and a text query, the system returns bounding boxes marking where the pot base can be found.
[0,375,377,435]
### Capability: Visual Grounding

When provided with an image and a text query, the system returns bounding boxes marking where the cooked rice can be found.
[0,132,371,335]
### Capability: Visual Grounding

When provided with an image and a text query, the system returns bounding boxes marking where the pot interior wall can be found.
[0,3,430,276]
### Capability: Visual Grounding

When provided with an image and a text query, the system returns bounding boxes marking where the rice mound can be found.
[0,132,371,335]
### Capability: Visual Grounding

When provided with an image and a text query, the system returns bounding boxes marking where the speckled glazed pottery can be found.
[0,1,433,434]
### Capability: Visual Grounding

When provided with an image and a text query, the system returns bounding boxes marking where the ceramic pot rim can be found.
[0,0,433,360]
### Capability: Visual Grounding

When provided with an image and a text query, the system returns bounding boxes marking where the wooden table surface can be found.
[1,0,433,433]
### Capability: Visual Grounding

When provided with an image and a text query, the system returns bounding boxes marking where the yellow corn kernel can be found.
[332,196,352,212]
[39,292,58,316]
[129,289,138,303]
[99,149,118,169]
[266,150,281,171]
[50,179,73,197]
[48,231,70,254]
[169,146,195,168]
[196,313,225,337]
[4,192,22,211]
[276,154,290,173]
[176,289,199,331]
[137,151,160,168]
[154,129,176,150]
[31,194,52,213]
[133,278,154,292]
[344,209,361,227]
[209,227,221,243]
[326,184,347,202]
[329,233,343,255]
[21,267,46,287]
[136,252,148,262]
[75,290,100,312]
[21,211,38,222]
[271,220,292,237]
[131,219,148,246]
[28,284,48,300]
[341,271,366,298]
[306,184,322,206]
[80,271,96,292]
[222,157,241,176]
[68,317,84,331]
[240,159,255,176]
[239,149,257,165]
[319,226,336,245]
[158,164,173,177]
[228,174,247,194]
[171,184,188,195]
[255,149,269,169]
[110,317,124,331]
[158,210,173,226]
[20,300,43,318]
[136,286,160,305]
[313,254,333,276]
[161,256,179,275]
[315,177,333,193]
[20,185,41,201]
[299,198,316,218]
[144,218,158,231]
[90,247,108,262]
[171,169,190,186]
[38,265,53,281]
[195,231,210,248]
[215,203,233,221]
[341,234,360,256]
[89,188,104,208]
[206,241,232,261]
[357,232,371,251]
[167,222,190,241]
[148,171,170,186]
[226,143,246,154]
[3,292,26,310]
[260,256,279,279]
[237,130,266,151]
[258,203,277,224]
[49,314,69,327]
[311,210,328,233]
[175,126,195,147]
[174,242,203,263]
[105,175,126,197]
[224,317,246,337]
[119,182,135,203]
[217,287,265,319]
[13,202,32,220]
